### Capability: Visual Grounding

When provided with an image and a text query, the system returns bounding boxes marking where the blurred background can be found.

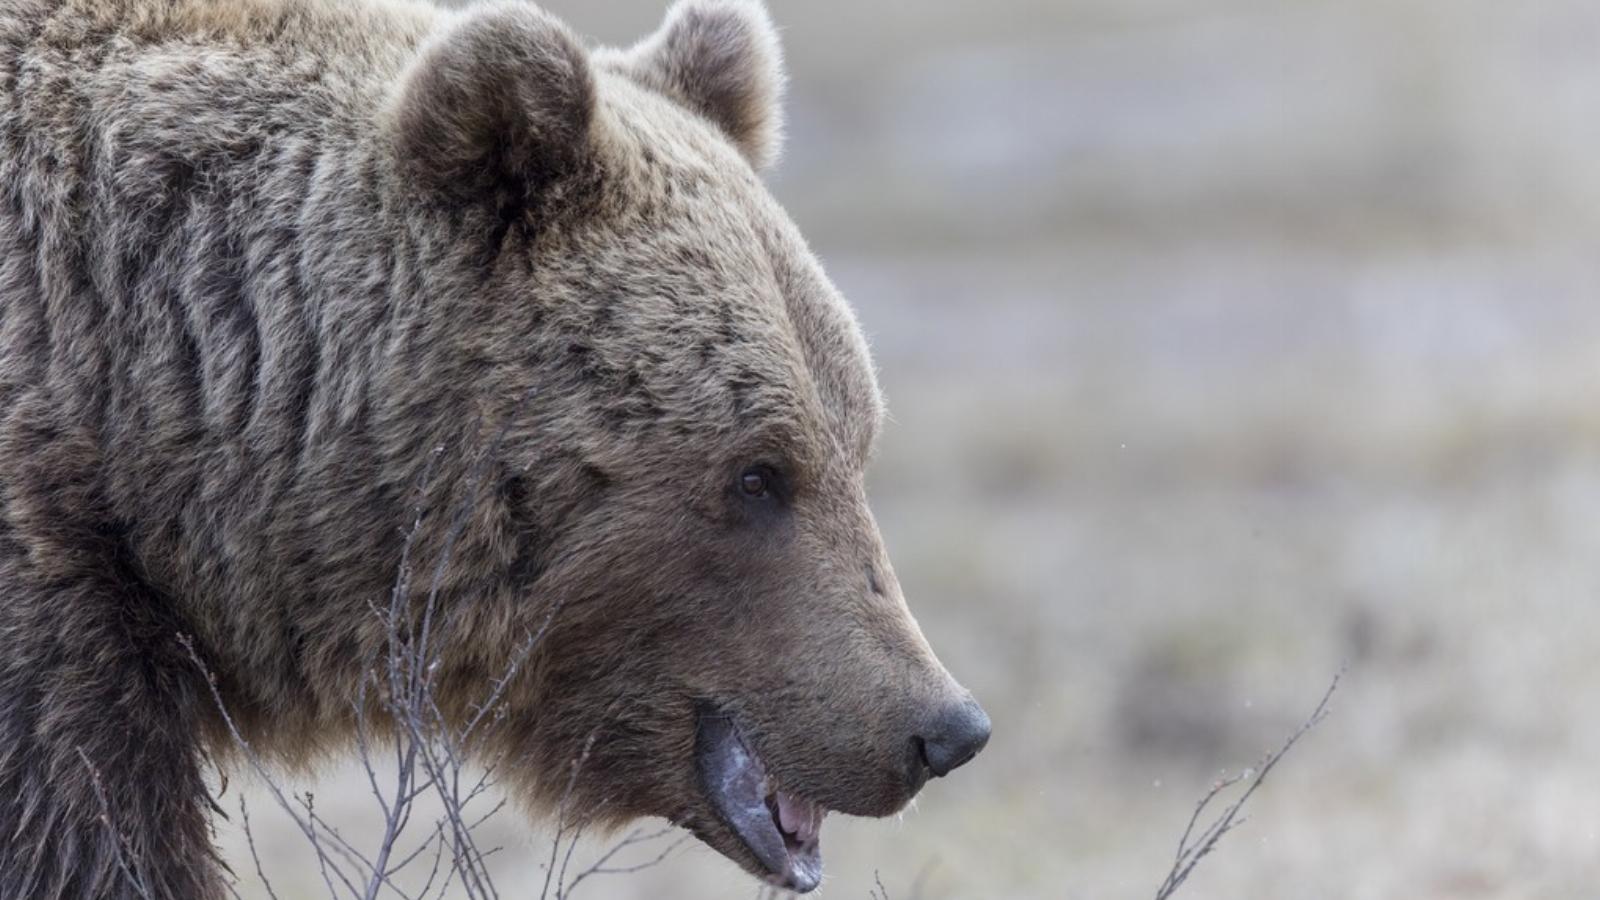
[221,0,1600,897]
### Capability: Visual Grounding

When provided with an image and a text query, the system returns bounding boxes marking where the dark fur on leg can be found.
[0,439,222,900]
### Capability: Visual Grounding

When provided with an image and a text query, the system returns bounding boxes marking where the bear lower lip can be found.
[694,708,826,892]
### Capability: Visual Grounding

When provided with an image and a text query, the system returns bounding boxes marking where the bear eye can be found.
[739,467,771,499]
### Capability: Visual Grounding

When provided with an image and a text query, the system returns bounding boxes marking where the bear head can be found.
[383,1,989,891]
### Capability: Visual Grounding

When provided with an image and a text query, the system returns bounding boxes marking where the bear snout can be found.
[912,695,992,779]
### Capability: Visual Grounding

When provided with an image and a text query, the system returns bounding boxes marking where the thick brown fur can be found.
[0,0,981,896]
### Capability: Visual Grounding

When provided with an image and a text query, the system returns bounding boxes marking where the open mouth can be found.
[695,709,827,892]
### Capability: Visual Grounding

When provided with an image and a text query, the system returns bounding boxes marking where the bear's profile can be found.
[0,0,990,895]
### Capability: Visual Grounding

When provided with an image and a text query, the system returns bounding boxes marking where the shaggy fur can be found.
[0,0,983,895]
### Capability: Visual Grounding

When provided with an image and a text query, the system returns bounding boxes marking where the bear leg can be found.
[0,515,224,899]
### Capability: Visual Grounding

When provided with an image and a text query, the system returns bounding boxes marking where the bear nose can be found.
[915,698,991,778]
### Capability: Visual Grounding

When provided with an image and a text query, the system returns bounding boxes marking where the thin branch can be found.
[75,747,156,900]
[870,869,890,900]
[562,830,690,897]
[1153,666,1344,900]
[238,797,283,900]
[540,734,597,900]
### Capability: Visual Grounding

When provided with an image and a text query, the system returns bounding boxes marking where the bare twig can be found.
[540,733,597,900]
[75,747,157,900]
[1153,667,1344,900]
[562,827,690,897]
[238,797,284,900]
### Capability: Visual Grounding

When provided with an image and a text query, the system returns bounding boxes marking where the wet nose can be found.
[916,698,991,777]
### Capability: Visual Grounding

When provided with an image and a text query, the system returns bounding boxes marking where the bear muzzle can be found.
[689,689,991,893]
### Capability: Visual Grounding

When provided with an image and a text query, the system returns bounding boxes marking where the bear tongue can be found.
[777,792,825,844]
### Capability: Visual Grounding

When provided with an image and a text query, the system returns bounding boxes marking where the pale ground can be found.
[218,0,1600,897]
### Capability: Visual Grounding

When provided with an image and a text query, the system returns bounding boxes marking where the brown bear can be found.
[0,0,990,895]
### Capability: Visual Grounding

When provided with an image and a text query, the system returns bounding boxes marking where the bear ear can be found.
[606,0,785,169]
[390,3,597,211]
